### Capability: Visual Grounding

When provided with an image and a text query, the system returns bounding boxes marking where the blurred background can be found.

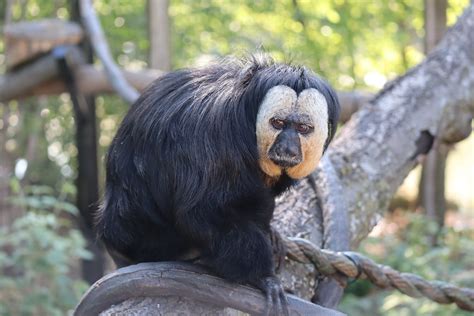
[0,0,472,315]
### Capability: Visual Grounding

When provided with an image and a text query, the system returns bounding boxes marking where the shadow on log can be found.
[74,262,345,316]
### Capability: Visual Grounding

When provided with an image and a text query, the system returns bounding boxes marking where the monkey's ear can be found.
[238,63,259,87]
[238,53,274,86]
[323,121,335,151]
[323,88,341,151]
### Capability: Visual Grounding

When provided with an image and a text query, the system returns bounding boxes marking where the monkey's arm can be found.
[176,202,288,316]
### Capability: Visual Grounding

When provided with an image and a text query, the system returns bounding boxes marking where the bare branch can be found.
[79,0,140,104]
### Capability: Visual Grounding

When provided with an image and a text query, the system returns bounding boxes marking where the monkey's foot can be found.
[254,276,289,316]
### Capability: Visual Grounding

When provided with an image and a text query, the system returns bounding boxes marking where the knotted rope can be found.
[277,233,474,311]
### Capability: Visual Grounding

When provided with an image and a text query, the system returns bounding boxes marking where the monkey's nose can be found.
[269,145,302,168]
[268,130,302,168]
[284,145,300,159]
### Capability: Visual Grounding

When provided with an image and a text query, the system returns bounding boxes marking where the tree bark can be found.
[272,3,474,303]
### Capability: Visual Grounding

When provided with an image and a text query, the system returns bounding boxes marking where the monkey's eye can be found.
[270,118,286,130]
[296,124,313,135]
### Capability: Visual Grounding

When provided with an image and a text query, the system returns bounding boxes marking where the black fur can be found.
[96,55,340,287]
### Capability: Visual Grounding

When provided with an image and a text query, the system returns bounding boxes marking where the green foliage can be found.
[340,213,474,316]
[170,0,426,90]
[0,185,91,316]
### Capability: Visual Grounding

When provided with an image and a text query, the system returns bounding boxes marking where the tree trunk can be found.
[147,0,171,70]
[0,0,24,227]
[0,108,23,227]
[419,0,448,246]
[71,0,105,285]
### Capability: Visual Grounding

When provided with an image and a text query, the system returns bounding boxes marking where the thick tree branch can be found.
[273,3,474,301]
[74,262,344,316]
[328,4,474,245]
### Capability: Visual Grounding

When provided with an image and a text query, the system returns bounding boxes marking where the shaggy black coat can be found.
[96,55,340,286]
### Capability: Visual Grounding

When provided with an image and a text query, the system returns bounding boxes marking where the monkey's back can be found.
[96,63,268,265]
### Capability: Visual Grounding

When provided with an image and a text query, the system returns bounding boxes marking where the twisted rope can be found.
[279,235,474,311]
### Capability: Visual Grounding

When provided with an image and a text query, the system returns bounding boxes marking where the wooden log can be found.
[74,262,345,316]
[3,19,83,70]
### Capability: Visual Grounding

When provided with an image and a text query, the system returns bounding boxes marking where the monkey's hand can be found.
[253,276,289,316]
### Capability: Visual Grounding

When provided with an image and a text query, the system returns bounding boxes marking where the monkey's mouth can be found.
[269,156,301,168]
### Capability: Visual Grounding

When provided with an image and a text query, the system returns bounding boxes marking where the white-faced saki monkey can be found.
[96,54,340,315]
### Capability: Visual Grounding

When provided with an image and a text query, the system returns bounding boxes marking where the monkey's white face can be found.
[256,85,329,180]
